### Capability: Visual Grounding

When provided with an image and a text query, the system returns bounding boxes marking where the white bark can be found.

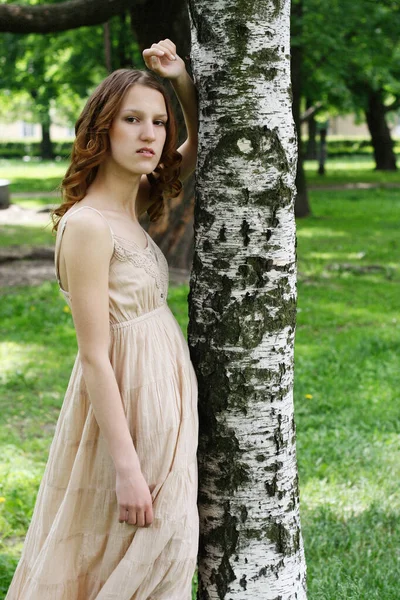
[187,0,307,598]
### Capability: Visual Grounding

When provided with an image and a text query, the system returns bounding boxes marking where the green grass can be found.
[305,156,400,187]
[294,187,400,598]
[0,159,68,193]
[0,224,55,248]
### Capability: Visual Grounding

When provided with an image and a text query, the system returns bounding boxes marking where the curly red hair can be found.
[51,69,182,232]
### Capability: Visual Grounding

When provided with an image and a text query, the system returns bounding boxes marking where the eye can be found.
[155,120,167,126]
[125,116,138,123]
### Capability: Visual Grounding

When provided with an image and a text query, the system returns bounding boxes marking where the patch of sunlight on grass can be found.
[304,159,377,172]
[0,342,44,374]
[297,227,349,239]
[301,433,400,518]
[308,251,349,260]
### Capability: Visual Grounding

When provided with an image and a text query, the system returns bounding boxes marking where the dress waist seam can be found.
[110,303,169,330]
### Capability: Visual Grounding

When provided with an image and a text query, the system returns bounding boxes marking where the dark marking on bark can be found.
[266,521,292,554]
[240,219,251,246]
[190,4,215,44]
[212,257,231,271]
[274,414,284,452]
[251,557,286,582]
[240,505,248,522]
[239,574,247,590]
[218,224,227,242]
[266,460,284,472]
[207,507,238,597]
[265,473,284,499]
[199,126,289,183]
[214,292,296,349]
[256,453,266,462]
[237,256,274,289]
[271,0,283,18]
[203,238,213,252]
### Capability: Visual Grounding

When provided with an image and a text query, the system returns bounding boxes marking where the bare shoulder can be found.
[62,208,114,258]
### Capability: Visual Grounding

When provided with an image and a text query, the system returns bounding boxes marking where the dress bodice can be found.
[54,205,169,325]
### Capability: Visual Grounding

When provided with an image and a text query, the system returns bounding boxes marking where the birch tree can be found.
[187,1,308,597]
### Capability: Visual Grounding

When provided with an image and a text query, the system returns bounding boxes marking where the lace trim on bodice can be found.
[55,214,169,302]
[113,237,169,301]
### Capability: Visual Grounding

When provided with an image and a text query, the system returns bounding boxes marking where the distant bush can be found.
[303,136,400,158]
[0,141,72,159]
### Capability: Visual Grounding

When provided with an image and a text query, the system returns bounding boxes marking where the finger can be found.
[160,39,176,54]
[119,506,128,523]
[145,508,153,527]
[137,509,146,528]
[143,48,165,59]
[127,509,137,526]
[151,42,176,61]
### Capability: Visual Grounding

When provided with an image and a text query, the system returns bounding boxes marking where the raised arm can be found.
[137,39,198,217]
[62,210,153,527]
[170,68,198,183]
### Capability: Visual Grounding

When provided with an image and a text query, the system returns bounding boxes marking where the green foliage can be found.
[0,2,143,132]
[296,0,400,117]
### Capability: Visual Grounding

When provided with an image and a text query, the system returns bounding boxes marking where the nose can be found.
[140,119,156,142]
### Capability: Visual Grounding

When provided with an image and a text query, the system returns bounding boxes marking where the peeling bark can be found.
[187,0,307,598]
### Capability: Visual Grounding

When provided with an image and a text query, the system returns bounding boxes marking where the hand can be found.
[116,467,154,527]
[142,38,186,81]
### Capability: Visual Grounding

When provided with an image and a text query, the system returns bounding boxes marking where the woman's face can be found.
[107,83,168,175]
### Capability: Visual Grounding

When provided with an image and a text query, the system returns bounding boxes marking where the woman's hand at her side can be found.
[116,467,154,527]
[142,38,186,81]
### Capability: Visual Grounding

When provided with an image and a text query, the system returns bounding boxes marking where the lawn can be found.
[0,159,67,194]
[0,160,400,598]
[305,156,400,187]
[1,156,400,197]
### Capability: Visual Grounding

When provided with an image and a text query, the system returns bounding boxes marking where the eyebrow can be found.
[122,108,168,119]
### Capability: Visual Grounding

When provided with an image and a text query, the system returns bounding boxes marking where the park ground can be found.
[0,157,400,598]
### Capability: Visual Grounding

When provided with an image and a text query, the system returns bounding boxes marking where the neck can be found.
[85,158,143,219]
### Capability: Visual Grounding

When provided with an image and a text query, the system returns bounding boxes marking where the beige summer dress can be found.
[6,205,199,600]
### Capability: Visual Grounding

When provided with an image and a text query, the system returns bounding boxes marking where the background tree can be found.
[187,0,307,597]
[298,0,400,171]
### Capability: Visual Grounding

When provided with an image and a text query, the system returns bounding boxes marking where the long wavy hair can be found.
[51,68,182,232]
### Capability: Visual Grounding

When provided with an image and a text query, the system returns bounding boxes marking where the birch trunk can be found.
[187,1,307,597]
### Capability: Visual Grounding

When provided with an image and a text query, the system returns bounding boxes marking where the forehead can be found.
[120,84,167,113]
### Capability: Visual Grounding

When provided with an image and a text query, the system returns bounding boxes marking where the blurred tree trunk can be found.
[132,0,196,271]
[30,90,54,160]
[365,88,397,171]
[305,100,317,160]
[40,120,54,160]
[291,0,310,218]
[188,0,307,597]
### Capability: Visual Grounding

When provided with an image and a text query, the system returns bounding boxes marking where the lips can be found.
[137,147,155,156]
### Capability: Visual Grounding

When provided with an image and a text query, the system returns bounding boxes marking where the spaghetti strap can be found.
[54,206,115,294]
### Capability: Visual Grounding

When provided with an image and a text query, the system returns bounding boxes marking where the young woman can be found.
[6,39,199,600]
